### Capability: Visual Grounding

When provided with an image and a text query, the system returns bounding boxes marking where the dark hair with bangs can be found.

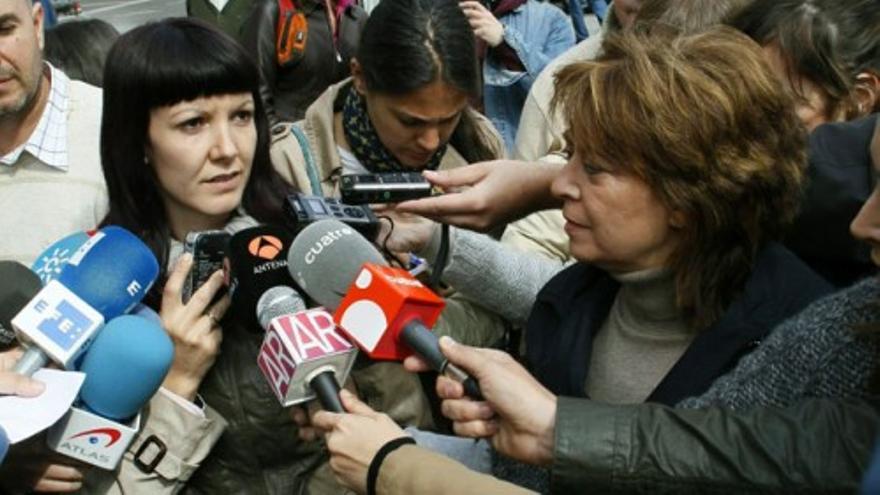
[354,0,496,163]
[99,18,292,299]
[552,27,807,330]
[730,0,880,118]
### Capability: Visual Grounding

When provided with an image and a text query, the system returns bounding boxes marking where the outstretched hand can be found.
[404,337,557,465]
[396,160,562,232]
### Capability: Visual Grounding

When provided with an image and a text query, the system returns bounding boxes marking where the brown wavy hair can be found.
[552,26,808,330]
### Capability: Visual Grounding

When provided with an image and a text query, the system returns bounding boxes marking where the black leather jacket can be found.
[242,0,368,124]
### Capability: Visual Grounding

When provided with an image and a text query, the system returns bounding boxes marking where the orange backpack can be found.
[276,0,308,67]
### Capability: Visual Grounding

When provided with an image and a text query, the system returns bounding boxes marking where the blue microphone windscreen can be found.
[58,226,160,320]
[0,426,8,465]
[131,303,163,326]
[31,231,91,285]
[78,315,173,420]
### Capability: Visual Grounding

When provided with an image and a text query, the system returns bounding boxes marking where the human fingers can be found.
[452,418,499,438]
[184,269,227,319]
[0,372,45,397]
[441,398,495,423]
[161,253,193,312]
[312,410,344,432]
[403,355,431,373]
[339,389,376,416]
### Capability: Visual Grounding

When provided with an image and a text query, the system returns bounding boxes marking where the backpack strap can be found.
[290,124,324,196]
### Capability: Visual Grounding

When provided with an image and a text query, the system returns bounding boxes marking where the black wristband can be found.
[367,436,417,495]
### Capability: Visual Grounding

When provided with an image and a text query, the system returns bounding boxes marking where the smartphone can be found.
[182,230,231,304]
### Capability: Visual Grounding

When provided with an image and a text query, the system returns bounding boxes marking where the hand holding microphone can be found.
[405,337,557,466]
[311,389,410,494]
[160,253,229,401]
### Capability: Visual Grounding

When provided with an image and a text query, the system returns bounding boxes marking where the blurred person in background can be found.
[242,0,367,123]
[44,19,119,87]
[459,0,574,152]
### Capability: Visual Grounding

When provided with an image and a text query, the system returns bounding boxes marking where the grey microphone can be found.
[286,220,385,309]
[256,286,307,330]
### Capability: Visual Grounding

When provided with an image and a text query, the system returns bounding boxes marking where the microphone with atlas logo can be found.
[46,314,173,470]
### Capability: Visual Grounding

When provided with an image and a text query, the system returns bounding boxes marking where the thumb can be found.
[340,389,376,416]
[422,163,488,189]
[0,372,45,397]
[439,337,487,379]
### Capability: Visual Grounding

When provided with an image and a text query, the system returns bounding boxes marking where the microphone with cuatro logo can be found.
[287,220,483,399]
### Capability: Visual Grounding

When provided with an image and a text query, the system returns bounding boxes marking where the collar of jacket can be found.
[524,241,833,405]
[300,78,475,197]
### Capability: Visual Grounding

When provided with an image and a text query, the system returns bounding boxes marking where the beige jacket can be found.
[502,7,624,264]
[377,445,536,495]
[83,392,227,494]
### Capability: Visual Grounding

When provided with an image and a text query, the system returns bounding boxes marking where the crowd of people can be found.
[0,0,879,493]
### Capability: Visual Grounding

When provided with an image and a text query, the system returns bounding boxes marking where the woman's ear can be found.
[852,71,880,117]
[350,58,367,95]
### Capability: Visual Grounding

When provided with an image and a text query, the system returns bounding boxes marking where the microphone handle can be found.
[309,369,344,413]
[13,346,49,377]
[400,320,483,400]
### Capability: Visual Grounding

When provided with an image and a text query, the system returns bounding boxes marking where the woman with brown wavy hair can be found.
[526,26,830,404]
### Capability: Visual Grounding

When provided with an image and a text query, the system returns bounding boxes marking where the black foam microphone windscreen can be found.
[0,261,42,346]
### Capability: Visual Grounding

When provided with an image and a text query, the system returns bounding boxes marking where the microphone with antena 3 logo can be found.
[226,225,299,331]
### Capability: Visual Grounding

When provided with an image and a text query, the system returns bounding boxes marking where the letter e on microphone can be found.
[12,280,104,368]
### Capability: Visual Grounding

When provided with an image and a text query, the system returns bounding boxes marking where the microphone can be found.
[288,220,483,399]
[46,314,173,470]
[255,286,358,412]
[0,261,43,346]
[30,231,91,285]
[11,226,160,376]
[227,225,297,331]
[0,426,7,465]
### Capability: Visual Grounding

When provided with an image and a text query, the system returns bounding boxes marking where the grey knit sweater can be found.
[420,226,569,327]
[679,276,880,411]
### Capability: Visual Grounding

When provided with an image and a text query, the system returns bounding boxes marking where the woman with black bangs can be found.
[83,18,326,494]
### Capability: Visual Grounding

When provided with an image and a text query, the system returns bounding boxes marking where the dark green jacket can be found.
[187,0,256,41]
[553,397,880,493]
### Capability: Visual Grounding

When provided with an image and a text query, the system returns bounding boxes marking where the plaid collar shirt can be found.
[1,64,70,171]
